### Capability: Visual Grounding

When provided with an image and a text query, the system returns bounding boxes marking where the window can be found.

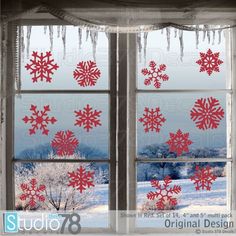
[2,22,235,234]
[5,25,116,231]
[133,29,232,230]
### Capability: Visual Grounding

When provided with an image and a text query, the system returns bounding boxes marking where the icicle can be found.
[49,26,53,51]
[166,27,171,51]
[20,26,25,60]
[212,29,215,45]
[137,33,142,62]
[90,31,98,61]
[86,29,90,41]
[218,29,223,44]
[105,32,109,39]
[14,26,21,96]
[206,27,211,44]
[78,27,82,49]
[195,25,199,49]
[161,29,164,34]
[203,25,207,42]
[57,25,61,38]
[44,25,47,34]
[178,30,184,62]
[61,26,66,59]
[143,32,148,64]
[174,28,177,38]
[26,26,32,58]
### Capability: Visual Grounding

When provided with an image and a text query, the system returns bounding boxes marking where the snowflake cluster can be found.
[25,51,59,83]
[190,166,217,191]
[141,60,169,89]
[166,129,193,156]
[68,166,95,193]
[51,130,79,156]
[139,107,166,133]
[147,176,181,210]
[22,105,57,135]
[20,178,46,208]
[196,49,223,76]
[190,97,224,130]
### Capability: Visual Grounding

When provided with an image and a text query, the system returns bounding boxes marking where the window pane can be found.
[21,26,109,90]
[14,94,109,159]
[136,162,228,227]
[137,29,228,90]
[137,92,228,158]
[14,162,109,227]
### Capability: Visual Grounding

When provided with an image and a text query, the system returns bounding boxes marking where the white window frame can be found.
[1,20,236,234]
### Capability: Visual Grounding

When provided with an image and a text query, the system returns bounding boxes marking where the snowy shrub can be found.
[15,153,103,211]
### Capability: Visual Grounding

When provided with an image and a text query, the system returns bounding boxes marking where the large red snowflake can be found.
[20,178,46,207]
[147,176,181,210]
[73,60,101,87]
[196,49,223,76]
[190,97,224,130]
[51,130,79,156]
[74,104,102,132]
[190,166,217,191]
[139,107,166,132]
[68,166,95,193]
[141,60,169,89]
[166,129,193,156]
[25,51,59,83]
[22,105,57,135]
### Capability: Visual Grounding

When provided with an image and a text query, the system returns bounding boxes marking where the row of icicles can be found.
[21,25,225,62]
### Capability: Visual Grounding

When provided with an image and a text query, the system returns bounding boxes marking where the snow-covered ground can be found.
[79,177,227,227]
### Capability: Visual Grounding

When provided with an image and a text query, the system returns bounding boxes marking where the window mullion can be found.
[5,22,16,210]
[109,33,117,232]
[117,33,128,233]
[127,33,137,233]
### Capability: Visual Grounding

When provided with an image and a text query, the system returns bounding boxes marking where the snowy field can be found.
[79,177,227,227]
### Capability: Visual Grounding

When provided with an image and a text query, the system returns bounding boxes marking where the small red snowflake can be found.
[73,60,101,87]
[196,49,223,76]
[190,166,217,191]
[51,130,79,156]
[20,178,46,207]
[68,166,95,193]
[22,105,57,135]
[141,60,169,89]
[74,104,102,132]
[25,51,59,83]
[190,97,224,130]
[139,107,166,133]
[166,129,193,156]
[147,176,181,210]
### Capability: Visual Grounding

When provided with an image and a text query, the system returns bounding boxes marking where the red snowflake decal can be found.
[25,51,59,83]
[51,130,79,156]
[147,176,181,210]
[22,105,57,135]
[73,60,101,87]
[139,107,166,132]
[141,60,169,89]
[74,104,102,132]
[68,166,95,193]
[196,49,223,76]
[166,129,193,156]
[20,178,46,207]
[190,97,224,130]
[190,166,217,191]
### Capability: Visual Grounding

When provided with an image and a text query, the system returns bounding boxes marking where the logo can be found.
[2,211,81,234]
[4,212,19,233]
